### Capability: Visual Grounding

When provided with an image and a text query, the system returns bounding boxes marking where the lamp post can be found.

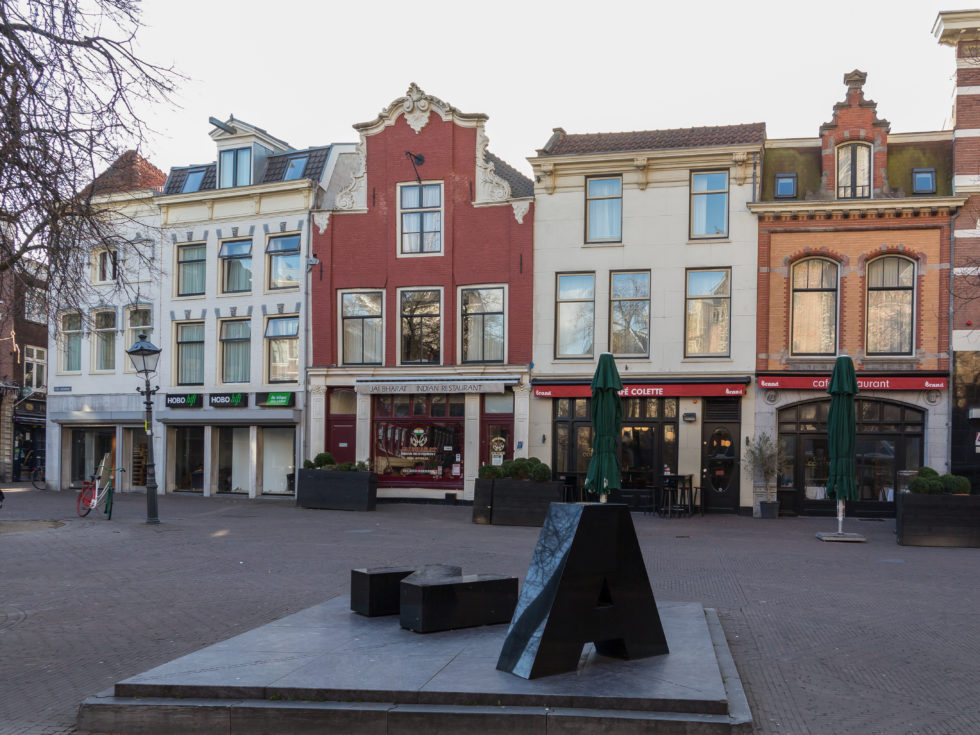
[127,333,162,524]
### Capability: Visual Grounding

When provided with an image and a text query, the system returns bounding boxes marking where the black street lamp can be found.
[126,333,162,524]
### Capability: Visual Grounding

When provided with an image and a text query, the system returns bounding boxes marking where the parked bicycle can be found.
[76,468,124,519]
[30,460,45,490]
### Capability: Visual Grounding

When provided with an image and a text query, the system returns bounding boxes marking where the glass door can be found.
[701,423,740,512]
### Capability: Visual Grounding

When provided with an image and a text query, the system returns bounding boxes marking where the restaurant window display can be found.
[373,393,464,487]
[552,397,678,492]
[481,392,515,467]
[777,398,924,515]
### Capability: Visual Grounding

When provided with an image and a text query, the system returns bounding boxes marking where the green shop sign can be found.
[257,391,295,407]
[209,393,249,408]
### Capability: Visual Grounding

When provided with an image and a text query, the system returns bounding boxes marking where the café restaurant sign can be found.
[757,376,948,391]
[533,383,746,398]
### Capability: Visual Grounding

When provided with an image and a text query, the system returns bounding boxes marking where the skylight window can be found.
[181,169,206,193]
[283,155,309,181]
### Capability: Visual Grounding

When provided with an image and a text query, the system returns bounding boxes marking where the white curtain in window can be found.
[178,324,204,384]
[221,321,250,382]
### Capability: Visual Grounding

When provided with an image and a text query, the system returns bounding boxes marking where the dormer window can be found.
[836,143,871,199]
[912,168,936,195]
[283,155,309,181]
[219,147,252,188]
[774,173,797,199]
[181,168,206,193]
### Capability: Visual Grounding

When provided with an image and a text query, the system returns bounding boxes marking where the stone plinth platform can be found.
[78,596,751,734]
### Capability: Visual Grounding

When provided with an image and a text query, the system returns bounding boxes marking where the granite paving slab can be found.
[113,595,727,715]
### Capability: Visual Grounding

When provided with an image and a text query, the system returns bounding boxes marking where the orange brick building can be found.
[749,71,965,516]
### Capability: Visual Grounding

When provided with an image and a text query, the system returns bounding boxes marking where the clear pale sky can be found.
[133,0,960,178]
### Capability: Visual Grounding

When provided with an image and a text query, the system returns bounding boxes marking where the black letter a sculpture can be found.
[496,502,668,679]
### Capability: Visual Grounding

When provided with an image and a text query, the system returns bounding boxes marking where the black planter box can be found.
[759,500,779,519]
[472,479,493,524]
[896,492,980,547]
[475,479,564,527]
[296,469,377,511]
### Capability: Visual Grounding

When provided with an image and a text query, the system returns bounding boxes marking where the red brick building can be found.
[307,84,534,500]
[749,71,964,515]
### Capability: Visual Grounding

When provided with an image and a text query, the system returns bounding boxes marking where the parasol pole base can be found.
[816,531,867,543]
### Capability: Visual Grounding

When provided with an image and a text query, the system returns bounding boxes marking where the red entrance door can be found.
[328,420,355,464]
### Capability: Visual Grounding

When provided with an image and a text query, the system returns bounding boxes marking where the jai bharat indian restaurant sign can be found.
[757,376,948,391]
[533,383,747,398]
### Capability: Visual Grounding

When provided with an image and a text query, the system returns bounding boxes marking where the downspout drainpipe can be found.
[949,207,959,474]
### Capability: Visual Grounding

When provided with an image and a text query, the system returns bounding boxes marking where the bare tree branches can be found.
[0,0,176,320]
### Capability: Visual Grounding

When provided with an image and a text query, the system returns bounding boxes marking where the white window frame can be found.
[397,286,443,366]
[24,345,46,391]
[338,289,385,366]
[790,258,839,357]
[266,233,302,292]
[175,320,206,386]
[91,309,117,373]
[176,242,207,298]
[59,311,83,374]
[836,142,872,200]
[124,307,153,373]
[219,317,252,384]
[218,238,253,295]
[264,315,301,384]
[396,181,444,258]
[92,248,118,284]
[458,284,507,364]
[865,255,916,356]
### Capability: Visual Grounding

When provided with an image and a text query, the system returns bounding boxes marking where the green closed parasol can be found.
[583,353,623,500]
[818,355,866,542]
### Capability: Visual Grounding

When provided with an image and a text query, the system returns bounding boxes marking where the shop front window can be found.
[373,393,464,487]
[173,426,205,491]
[262,427,295,494]
[216,426,250,493]
[778,398,923,509]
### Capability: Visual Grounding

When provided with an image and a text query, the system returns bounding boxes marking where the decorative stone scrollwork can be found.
[512,201,530,224]
[538,164,555,195]
[732,152,749,186]
[313,211,330,234]
[475,127,512,203]
[634,156,649,191]
[765,390,778,405]
[336,141,367,211]
[403,83,432,134]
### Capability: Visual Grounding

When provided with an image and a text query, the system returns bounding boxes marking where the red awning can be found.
[533,383,746,398]
[757,376,947,391]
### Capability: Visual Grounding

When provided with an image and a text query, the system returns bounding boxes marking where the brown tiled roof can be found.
[88,150,167,195]
[539,123,767,156]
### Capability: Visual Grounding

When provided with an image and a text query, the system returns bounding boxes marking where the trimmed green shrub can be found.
[939,474,972,494]
[303,459,316,469]
[916,466,939,478]
[530,463,552,482]
[313,452,335,468]
[354,461,370,472]
[909,476,943,494]
[478,464,503,480]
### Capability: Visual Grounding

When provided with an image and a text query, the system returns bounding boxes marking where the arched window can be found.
[836,142,871,199]
[791,258,838,356]
[866,256,915,355]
